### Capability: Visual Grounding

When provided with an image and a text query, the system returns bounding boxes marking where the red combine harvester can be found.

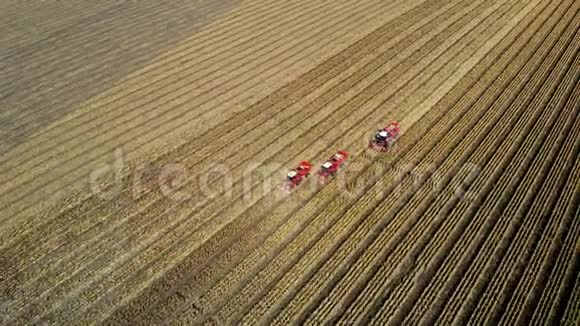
[369,121,401,152]
[318,150,348,184]
[283,161,312,193]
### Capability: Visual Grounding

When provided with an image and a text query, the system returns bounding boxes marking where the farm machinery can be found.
[368,121,400,152]
[283,121,400,193]
[318,150,348,184]
[283,160,312,192]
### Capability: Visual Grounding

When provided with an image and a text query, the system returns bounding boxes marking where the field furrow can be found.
[341,5,576,325]
[510,128,580,326]
[560,226,580,325]
[397,1,574,322]
[425,8,579,323]
[262,0,535,322]
[130,0,498,320]
[2,0,577,323]
[476,75,580,325]
[0,0,427,258]
[467,54,580,325]
[0,0,387,217]
[531,159,580,324]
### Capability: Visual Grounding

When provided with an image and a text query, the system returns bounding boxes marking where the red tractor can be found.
[369,121,401,152]
[283,161,312,192]
[318,150,349,184]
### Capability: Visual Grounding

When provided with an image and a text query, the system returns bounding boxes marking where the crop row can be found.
[0,0,394,223]
[66,0,472,322]
[431,9,579,324]
[0,0,340,140]
[246,0,534,323]
[101,0,502,322]
[395,0,573,322]
[468,51,580,325]
[1,0,454,324]
[1,0,415,286]
[170,0,536,324]
[336,4,577,324]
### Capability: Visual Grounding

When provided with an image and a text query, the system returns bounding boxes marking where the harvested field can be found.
[0,0,578,324]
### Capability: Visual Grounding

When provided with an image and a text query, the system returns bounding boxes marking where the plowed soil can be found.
[0,0,578,324]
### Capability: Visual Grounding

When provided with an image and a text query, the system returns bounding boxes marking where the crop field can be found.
[0,0,578,324]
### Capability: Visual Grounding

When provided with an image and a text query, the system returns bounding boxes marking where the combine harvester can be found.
[368,121,400,152]
[318,150,348,184]
[283,122,399,193]
[282,161,312,193]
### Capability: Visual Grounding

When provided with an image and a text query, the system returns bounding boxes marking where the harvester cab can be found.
[369,121,401,152]
[283,161,312,193]
[318,150,348,184]
[287,170,298,180]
